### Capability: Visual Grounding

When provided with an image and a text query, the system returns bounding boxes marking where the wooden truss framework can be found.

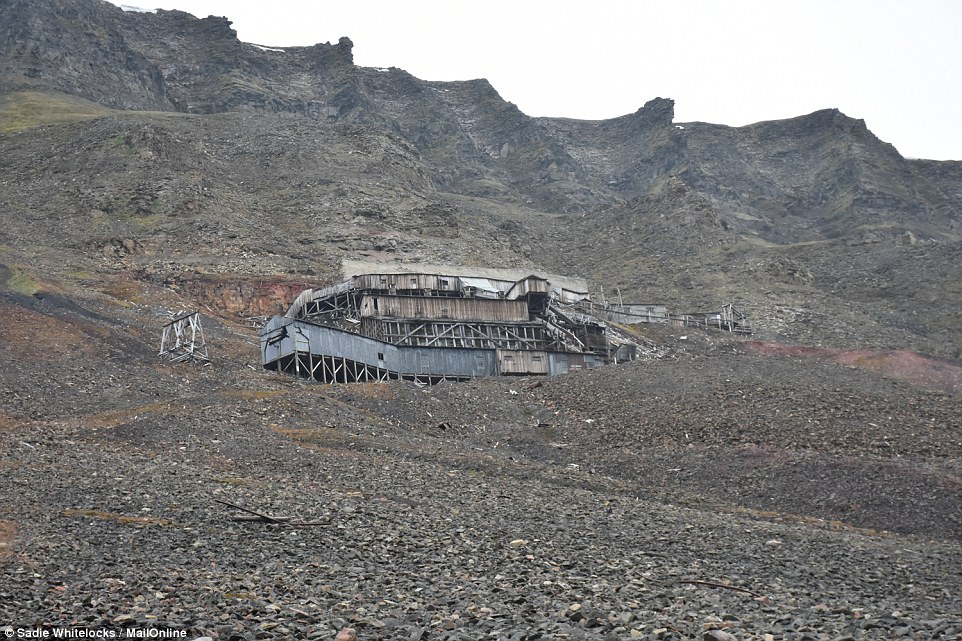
[572,300,753,336]
[298,290,358,324]
[265,351,469,386]
[159,312,211,363]
[673,303,752,335]
[361,317,559,351]
[290,286,607,355]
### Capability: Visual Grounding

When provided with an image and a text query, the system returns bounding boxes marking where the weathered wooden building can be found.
[260,269,613,384]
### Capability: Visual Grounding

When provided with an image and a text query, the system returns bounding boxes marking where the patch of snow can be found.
[675,125,685,130]
[375,67,391,72]
[250,44,285,52]
[119,4,157,12]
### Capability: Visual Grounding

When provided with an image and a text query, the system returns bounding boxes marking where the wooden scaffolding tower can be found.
[159,311,211,363]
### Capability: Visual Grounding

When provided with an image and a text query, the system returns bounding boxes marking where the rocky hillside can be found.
[1,1,961,637]
[2,0,960,358]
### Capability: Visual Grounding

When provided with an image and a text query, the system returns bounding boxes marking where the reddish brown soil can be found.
[745,340,962,395]
[0,301,96,360]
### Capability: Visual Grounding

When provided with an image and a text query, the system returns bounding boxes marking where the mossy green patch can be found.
[0,91,111,132]
[1,264,41,295]
[133,212,164,227]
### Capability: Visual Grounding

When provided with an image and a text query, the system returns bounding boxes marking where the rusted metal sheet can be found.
[566,353,587,372]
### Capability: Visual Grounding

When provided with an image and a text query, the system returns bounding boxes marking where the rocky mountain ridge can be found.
[3,0,958,238]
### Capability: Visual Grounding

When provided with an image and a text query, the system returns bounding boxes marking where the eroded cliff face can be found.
[171,275,313,317]
[0,0,172,109]
[363,79,686,212]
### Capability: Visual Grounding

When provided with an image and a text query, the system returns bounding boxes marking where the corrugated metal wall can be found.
[262,317,608,381]
[261,317,499,379]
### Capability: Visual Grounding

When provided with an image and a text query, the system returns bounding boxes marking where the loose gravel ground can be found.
[2,321,961,639]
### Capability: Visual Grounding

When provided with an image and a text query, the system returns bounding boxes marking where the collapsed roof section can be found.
[260,270,631,385]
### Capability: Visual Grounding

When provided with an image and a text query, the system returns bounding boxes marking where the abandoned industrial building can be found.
[259,263,750,384]
[260,266,624,384]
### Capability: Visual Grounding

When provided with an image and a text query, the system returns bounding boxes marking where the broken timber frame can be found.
[159,311,211,363]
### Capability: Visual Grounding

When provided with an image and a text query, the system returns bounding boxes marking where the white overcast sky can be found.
[108,0,962,160]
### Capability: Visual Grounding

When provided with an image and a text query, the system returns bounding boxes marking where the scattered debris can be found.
[215,499,331,527]
[215,498,286,524]
[672,579,772,603]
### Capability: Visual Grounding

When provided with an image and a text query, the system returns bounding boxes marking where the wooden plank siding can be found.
[506,277,550,299]
[353,273,458,292]
[497,349,549,375]
[359,295,529,322]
